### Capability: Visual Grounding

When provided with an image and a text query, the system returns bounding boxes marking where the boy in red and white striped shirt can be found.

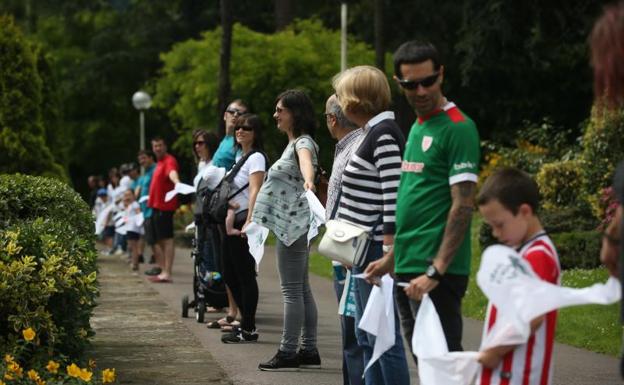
[476,167,560,385]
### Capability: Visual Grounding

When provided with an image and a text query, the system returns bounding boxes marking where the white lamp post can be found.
[132,91,152,151]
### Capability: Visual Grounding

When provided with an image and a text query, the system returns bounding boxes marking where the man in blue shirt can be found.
[212,99,248,169]
[135,149,159,275]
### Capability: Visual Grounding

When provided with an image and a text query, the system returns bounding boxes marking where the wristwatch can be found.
[425,264,443,281]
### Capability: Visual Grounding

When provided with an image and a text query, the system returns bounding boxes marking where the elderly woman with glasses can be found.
[252,89,321,371]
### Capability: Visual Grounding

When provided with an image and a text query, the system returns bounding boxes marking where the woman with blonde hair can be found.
[332,65,410,385]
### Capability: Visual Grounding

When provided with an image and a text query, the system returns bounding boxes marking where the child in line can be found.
[122,189,143,271]
[476,167,560,385]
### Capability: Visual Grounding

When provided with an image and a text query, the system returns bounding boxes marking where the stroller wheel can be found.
[196,299,206,323]
[181,295,189,318]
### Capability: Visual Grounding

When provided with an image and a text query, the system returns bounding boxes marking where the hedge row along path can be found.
[90,246,621,384]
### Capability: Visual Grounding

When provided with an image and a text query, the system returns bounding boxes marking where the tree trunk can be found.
[374,0,385,71]
[217,0,233,137]
[274,0,293,31]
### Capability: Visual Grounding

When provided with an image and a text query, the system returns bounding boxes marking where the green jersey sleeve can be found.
[446,119,480,185]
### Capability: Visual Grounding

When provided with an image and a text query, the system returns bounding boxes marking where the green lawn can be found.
[310,215,622,356]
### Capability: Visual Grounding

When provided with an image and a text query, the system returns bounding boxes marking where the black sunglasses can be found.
[193,140,205,146]
[235,125,253,132]
[226,108,243,116]
[397,72,439,90]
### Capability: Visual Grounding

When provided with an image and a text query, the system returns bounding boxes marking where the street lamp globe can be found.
[132,91,152,110]
[132,91,152,153]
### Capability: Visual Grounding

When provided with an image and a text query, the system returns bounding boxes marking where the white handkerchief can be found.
[245,222,270,266]
[139,195,149,203]
[132,212,144,227]
[302,190,326,245]
[165,182,196,202]
[357,274,396,374]
[413,295,480,385]
[477,244,621,350]
[185,222,196,232]
[94,204,115,235]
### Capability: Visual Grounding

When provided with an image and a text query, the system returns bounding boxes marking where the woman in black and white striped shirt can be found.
[332,65,410,385]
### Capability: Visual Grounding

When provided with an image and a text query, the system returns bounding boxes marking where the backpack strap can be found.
[225,149,268,200]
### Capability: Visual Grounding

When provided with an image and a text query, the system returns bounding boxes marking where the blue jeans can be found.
[352,241,410,385]
[333,267,364,385]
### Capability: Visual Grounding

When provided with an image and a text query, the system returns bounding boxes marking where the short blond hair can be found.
[332,65,391,116]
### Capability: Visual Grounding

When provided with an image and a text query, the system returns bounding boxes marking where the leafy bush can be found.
[536,160,584,211]
[580,106,624,220]
[0,174,98,360]
[0,174,93,239]
[0,15,65,180]
[550,231,601,269]
[540,206,598,233]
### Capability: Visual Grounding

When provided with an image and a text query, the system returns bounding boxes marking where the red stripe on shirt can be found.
[522,334,536,385]
[446,106,465,123]
[540,312,558,385]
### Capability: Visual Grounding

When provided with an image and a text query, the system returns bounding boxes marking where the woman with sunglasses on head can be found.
[253,89,321,371]
[333,65,410,385]
[191,129,222,281]
[218,113,267,344]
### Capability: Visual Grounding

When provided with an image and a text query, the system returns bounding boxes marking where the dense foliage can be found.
[0,0,613,195]
[0,15,65,180]
[154,20,378,167]
[0,174,98,360]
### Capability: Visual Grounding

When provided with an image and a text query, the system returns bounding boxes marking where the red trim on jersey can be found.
[540,312,558,385]
[417,107,443,124]
[522,334,536,385]
[501,352,513,385]
[446,106,465,123]
[480,305,499,385]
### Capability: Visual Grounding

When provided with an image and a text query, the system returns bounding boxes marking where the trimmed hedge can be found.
[479,223,601,270]
[550,231,601,269]
[0,174,98,359]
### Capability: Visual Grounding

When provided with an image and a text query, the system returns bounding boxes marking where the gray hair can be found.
[328,96,359,130]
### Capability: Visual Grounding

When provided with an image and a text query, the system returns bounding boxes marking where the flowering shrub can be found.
[597,186,619,232]
[1,328,116,384]
[580,106,624,220]
[0,174,98,358]
[535,160,585,211]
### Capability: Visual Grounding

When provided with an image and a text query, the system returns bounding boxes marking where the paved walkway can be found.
[91,246,623,384]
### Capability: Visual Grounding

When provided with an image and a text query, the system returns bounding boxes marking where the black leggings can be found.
[221,210,259,332]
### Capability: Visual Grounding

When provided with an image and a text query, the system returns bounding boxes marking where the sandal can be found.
[221,320,241,333]
[207,315,235,329]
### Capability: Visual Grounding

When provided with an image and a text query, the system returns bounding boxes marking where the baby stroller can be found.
[181,216,228,323]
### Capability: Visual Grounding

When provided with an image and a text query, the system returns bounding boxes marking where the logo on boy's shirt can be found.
[453,161,476,171]
[421,136,433,152]
[402,161,425,173]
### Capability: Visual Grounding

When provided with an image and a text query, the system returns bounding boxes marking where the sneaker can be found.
[297,348,321,369]
[144,267,162,276]
[221,329,258,344]
[258,350,299,371]
[114,248,124,256]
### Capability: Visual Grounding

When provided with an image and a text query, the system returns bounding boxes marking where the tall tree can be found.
[274,0,293,30]
[374,0,385,71]
[217,0,233,137]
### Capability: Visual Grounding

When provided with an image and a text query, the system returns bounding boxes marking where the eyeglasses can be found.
[226,108,243,116]
[397,72,439,90]
[235,125,253,132]
[193,140,205,146]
